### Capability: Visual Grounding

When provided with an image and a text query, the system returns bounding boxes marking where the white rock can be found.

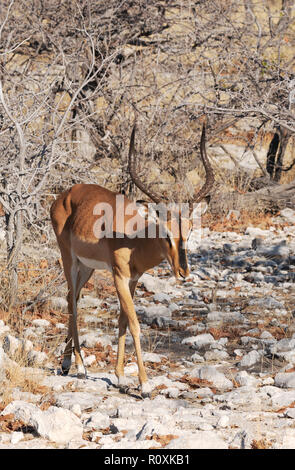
[191,352,205,363]
[2,401,40,423]
[0,346,11,368]
[32,319,50,328]
[143,305,171,319]
[271,338,295,353]
[216,415,230,428]
[84,411,110,430]
[285,408,295,419]
[136,420,173,441]
[166,431,227,449]
[280,208,295,224]
[55,391,104,411]
[80,332,112,348]
[84,354,96,367]
[270,390,295,408]
[79,296,102,309]
[239,350,262,367]
[204,349,229,361]
[153,293,171,303]
[245,227,271,238]
[140,273,175,294]
[50,297,68,312]
[142,352,162,363]
[182,333,215,350]
[11,431,24,444]
[281,429,295,449]
[275,372,295,389]
[27,350,48,366]
[31,406,83,444]
[215,387,261,408]
[70,404,82,417]
[235,371,259,387]
[191,366,233,390]
[3,334,21,356]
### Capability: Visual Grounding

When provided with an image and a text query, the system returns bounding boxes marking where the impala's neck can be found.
[132,235,166,275]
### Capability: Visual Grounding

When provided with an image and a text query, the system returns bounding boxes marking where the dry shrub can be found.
[180,374,217,394]
[204,209,287,233]
[146,434,179,448]
[0,414,27,433]
[251,438,273,449]
[1,360,49,408]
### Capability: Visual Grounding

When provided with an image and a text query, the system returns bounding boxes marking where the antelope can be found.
[50,123,214,397]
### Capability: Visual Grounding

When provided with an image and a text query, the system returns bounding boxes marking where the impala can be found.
[50,123,214,397]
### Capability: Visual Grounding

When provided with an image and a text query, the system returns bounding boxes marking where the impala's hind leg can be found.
[61,250,93,377]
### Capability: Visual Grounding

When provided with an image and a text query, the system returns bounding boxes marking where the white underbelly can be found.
[77,256,112,272]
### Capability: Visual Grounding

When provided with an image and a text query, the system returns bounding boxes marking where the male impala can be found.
[50,123,214,397]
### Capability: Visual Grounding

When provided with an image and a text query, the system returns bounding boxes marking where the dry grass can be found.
[251,438,273,449]
[1,360,49,409]
[203,209,288,233]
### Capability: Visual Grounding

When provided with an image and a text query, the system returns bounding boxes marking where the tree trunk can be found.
[266,127,290,182]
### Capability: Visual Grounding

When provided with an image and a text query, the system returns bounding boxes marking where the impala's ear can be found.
[190,198,209,220]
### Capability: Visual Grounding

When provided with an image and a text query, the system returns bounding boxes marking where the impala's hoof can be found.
[61,359,71,376]
[140,382,152,399]
[77,372,87,379]
[119,384,130,394]
[117,376,130,394]
[76,364,87,379]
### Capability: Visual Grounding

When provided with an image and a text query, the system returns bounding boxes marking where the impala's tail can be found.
[50,189,73,236]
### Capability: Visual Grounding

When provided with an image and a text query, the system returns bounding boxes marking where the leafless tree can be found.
[0,0,294,307]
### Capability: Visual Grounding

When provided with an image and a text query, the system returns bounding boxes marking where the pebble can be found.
[2,217,295,449]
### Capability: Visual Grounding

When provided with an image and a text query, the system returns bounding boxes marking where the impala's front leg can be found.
[115,307,129,391]
[114,275,151,398]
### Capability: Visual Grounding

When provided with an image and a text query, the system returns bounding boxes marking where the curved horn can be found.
[128,124,163,204]
[190,124,214,209]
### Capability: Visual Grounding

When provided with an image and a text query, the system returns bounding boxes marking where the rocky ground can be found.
[1,209,295,449]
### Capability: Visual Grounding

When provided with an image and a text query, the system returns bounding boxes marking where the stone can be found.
[285,408,295,419]
[142,352,162,363]
[280,208,295,224]
[204,349,229,361]
[140,273,175,294]
[239,350,262,367]
[3,335,21,356]
[166,431,227,449]
[11,431,24,444]
[235,371,259,387]
[84,411,111,430]
[27,350,48,366]
[281,429,295,449]
[80,332,112,348]
[191,352,205,363]
[55,392,104,411]
[216,415,230,428]
[50,297,68,312]
[2,401,40,423]
[32,319,50,328]
[31,406,83,444]
[84,354,96,367]
[153,293,171,303]
[182,333,215,350]
[274,372,295,389]
[191,366,233,390]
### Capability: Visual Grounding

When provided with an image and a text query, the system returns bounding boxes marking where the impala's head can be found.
[128,122,214,280]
